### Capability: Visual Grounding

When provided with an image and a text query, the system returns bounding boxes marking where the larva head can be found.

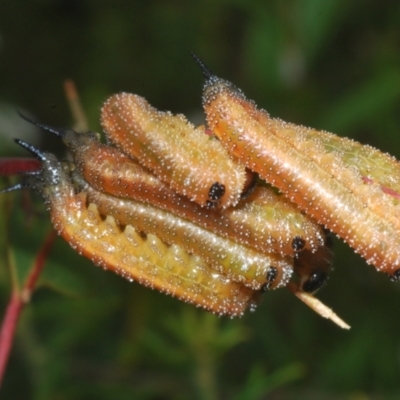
[292,236,306,252]
[260,266,279,292]
[259,260,294,292]
[301,270,329,293]
[294,246,333,294]
[191,53,244,101]
[207,181,226,204]
[192,54,257,138]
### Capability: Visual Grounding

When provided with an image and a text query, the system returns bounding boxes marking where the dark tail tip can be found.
[190,52,215,80]
[17,111,65,138]
[14,139,47,162]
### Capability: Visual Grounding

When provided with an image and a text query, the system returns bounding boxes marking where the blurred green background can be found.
[1,1,400,399]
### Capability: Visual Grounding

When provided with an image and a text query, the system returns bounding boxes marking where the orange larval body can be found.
[72,171,294,290]
[65,128,325,258]
[201,74,400,276]
[6,114,333,318]
[37,154,259,316]
[101,93,246,208]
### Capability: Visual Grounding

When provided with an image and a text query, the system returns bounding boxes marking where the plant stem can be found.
[0,229,57,388]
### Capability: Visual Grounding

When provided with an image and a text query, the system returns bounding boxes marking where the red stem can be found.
[0,292,23,387]
[24,230,57,296]
[0,158,41,176]
[0,229,57,388]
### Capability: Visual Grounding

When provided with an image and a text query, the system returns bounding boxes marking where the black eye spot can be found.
[260,266,279,292]
[292,236,306,252]
[208,182,225,201]
[267,266,278,283]
[389,269,400,282]
[302,270,328,293]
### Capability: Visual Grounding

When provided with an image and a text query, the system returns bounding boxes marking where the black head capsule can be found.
[208,182,225,202]
[267,266,278,285]
[292,236,306,252]
[301,270,328,293]
[260,266,279,292]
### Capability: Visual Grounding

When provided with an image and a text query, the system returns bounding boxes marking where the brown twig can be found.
[64,79,89,132]
[286,282,350,330]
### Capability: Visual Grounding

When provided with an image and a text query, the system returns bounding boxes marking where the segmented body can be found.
[202,75,400,277]
[32,153,259,316]
[66,129,325,258]
[101,93,246,208]
[4,106,332,316]
[72,170,293,290]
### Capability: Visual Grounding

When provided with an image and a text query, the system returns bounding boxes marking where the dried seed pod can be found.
[14,145,259,316]
[200,67,400,277]
[101,93,246,208]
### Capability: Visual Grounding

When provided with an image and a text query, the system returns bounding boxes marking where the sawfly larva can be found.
[4,140,259,316]
[193,54,400,280]
[101,93,247,208]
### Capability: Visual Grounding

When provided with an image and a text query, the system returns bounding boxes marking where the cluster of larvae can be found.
[4,56,400,328]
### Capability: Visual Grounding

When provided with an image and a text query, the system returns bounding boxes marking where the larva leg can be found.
[200,64,400,278]
[13,147,259,316]
[100,93,246,208]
